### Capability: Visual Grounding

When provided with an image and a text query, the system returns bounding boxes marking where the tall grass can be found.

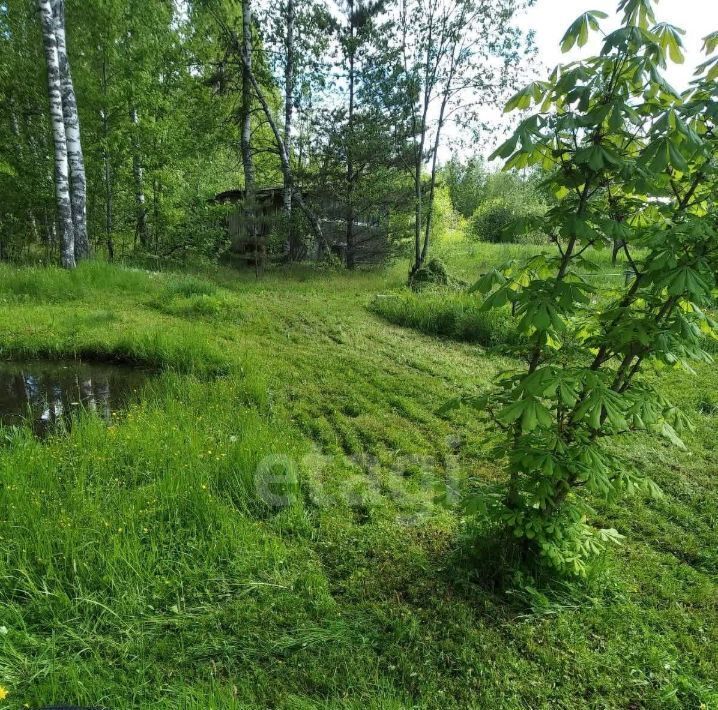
[370,241,644,347]
[0,251,714,708]
[369,289,520,347]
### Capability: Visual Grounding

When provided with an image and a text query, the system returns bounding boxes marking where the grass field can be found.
[0,240,715,708]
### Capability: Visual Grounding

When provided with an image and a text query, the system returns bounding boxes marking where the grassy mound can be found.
[370,289,520,347]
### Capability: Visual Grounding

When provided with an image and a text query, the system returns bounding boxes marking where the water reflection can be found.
[0,360,150,436]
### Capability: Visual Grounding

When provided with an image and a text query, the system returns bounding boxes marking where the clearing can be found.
[0,242,715,709]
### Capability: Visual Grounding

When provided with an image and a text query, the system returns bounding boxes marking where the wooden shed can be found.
[213,186,390,265]
[214,186,285,265]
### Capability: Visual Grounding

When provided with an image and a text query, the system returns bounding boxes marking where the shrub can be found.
[470,197,546,244]
[468,171,547,244]
[454,3,718,578]
[442,156,487,218]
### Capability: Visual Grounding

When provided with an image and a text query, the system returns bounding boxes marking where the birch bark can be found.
[283,0,296,258]
[52,0,89,260]
[130,107,149,247]
[37,0,75,268]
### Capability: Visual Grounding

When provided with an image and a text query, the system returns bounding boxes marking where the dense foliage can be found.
[452,0,718,575]
[0,0,533,268]
[468,172,547,244]
[441,158,547,244]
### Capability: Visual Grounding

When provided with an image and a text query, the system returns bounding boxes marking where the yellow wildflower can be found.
[0,686,9,700]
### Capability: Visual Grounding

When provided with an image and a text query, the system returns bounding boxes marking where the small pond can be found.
[0,360,151,436]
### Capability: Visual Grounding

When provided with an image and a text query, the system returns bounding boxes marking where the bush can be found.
[470,197,546,244]
[442,156,487,218]
[467,171,547,244]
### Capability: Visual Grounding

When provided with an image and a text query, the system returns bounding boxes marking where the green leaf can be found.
[667,141,688,172]
[560,11,607,53]
[480,286,511,311]
[653,23,686,64]
[436,398,462,416]
[702,31,718,56]
[618,0,656,29]
[489,133,519,161]
[496,398,530,425]
[469,268,506,295]
[596,528,625,545]
[558,380,579,407]
[661,422,686,449]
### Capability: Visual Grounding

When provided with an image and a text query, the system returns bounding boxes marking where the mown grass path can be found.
[0,255,715,708]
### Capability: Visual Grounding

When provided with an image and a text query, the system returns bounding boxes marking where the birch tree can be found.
[259,0,331,259]
[37,0,75,268]
[398,0,532,278]
[240,0,258,268]
[52,0,89,259]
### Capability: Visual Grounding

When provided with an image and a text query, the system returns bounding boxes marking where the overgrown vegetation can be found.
[0,0,716,706]
[370,289,518,346]
[455,1,718,576]
[0,253,714,708]
[442,157,548,244]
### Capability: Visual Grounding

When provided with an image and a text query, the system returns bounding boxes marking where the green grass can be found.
[369,241,648,348]
[0,247,715,709]
[369,290,521,347]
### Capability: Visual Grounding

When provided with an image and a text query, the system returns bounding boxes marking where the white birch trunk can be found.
[283,0,296,257]
[37,0,75,269]
[241,0,260,272]
[130,107,149,247]
[52,0,89,260]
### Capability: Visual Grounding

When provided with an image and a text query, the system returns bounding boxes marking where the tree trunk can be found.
[153,176,162,248]
[241,0,259,273]
[103,137,113,260]
[611,237,623,265]
[411,141,424,275]
[421,98,449,264]
[410,89,430,277]
[101,53,114,261]
[421,35,460,266]
[52,0,89,260]
[345,2,356,270]
[130,107,149,248]
[283,0,297,259]
[241,55,329,255]
[37,0,75,269]
[408,6,435,278]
